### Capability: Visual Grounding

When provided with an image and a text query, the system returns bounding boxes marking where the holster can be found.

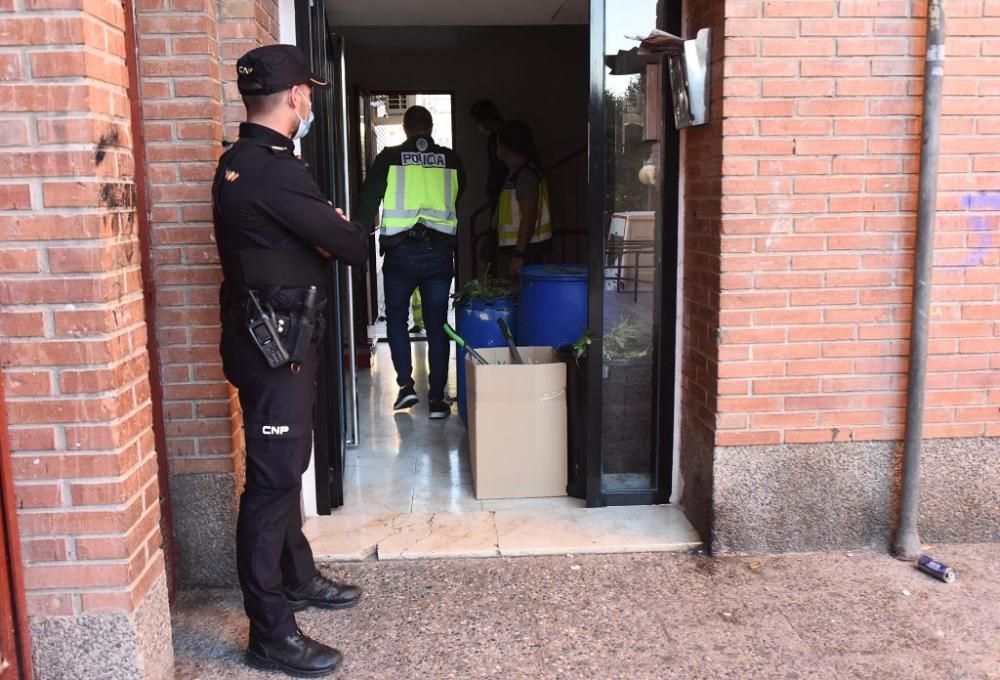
[286,286,321,368]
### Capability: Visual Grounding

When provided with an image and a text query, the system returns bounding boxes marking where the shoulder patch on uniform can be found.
[225,169,239,182]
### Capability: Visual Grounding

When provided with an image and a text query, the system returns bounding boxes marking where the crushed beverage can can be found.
[917,554,956,583]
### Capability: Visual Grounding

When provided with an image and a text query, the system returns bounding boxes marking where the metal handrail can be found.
[548,145,588,172]
[606,238,656,303]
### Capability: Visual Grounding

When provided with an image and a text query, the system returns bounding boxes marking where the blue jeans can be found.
[383,238,454,401]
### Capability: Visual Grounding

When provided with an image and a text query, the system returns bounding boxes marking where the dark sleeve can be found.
[356,150,391,229]
[454,152,466,205]
[256,157,368,267]
[486,134,506,201]
[514,167,540,202]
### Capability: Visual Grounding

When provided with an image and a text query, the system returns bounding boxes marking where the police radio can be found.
[247,289,291,368]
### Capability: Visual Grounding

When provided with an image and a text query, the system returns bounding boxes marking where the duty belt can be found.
[381,223,455,252]
[233,286,327,372]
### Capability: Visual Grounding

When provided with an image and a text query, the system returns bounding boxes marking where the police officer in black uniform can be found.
[212,44,367,677]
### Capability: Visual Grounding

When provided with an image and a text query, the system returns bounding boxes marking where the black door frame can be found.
[307,0,683,513]
[297,0,347,513]
[585,0,681,507]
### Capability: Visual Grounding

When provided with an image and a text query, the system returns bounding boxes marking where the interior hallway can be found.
[302,343,699,560]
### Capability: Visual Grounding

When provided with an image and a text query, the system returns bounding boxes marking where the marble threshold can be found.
[302,503,702,562]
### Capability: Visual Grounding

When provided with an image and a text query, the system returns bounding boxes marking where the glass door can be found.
[586,0,679,505]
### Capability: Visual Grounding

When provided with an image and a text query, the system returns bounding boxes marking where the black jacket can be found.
[212,123,367,310]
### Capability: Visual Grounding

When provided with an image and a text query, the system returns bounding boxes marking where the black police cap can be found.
[237,44,329,96]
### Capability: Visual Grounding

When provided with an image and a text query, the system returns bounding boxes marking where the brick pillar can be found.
[134,0,278,586]
[134,0,234,587]
[218,0,278,139]
[0,0,172,676]
[678,0,725,545]
[702,0,1000,552]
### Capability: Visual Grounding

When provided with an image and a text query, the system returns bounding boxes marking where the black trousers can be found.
[221,325,319,642]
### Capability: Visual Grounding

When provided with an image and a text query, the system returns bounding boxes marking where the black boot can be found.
[284,574,363,612]
[246,629,343,678]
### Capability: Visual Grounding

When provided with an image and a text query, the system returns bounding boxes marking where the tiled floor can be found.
[302,342,700,560]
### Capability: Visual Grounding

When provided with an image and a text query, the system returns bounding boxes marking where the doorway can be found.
[299,0,692,551]
[359,92,457,341]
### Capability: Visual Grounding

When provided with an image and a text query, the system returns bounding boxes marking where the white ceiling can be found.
[326,0,588,26]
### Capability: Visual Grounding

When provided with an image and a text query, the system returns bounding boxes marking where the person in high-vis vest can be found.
[357,106,465,419]
[409,289,424,334]
[495,121,552,277]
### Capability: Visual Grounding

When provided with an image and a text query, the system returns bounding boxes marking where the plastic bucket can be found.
[516,264,588,350]
[455,296,517,423]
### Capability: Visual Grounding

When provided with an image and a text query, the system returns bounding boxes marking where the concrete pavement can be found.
[172,544,1000,679]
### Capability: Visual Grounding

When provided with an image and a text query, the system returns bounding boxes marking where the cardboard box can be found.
[466,347,568,500]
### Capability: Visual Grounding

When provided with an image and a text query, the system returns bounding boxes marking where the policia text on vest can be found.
[372,137,464,242]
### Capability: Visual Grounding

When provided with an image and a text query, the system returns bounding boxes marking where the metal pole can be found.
[338,43,360,449]
[893,0,946,561]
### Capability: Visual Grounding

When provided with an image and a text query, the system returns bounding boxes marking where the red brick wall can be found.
[679,0,726,536]
[135,0,280,475]
[135,0,233,482]
[713,0,1000,446]
[134,0,278,584]
[0,0,166,624]
[682,0,726,447]
[218,0,278,139]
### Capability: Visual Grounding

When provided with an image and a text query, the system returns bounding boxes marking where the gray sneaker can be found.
[429,400,451,419]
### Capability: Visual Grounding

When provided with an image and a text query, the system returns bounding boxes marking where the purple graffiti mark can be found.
[959,191,999,267]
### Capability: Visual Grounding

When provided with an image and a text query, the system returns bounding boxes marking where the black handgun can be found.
[288,286,318,373]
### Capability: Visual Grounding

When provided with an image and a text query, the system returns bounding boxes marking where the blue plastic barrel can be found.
[455,296,517,424]
[516,264,588,350]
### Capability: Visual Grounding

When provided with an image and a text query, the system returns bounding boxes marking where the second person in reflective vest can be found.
[358,105,465,419]
[495,120,552,277]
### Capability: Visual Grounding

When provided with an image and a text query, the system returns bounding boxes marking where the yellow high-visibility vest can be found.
[380,153,459,236]
[497,164,552,247]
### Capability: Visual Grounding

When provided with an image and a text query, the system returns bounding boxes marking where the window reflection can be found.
[601,0,661,492]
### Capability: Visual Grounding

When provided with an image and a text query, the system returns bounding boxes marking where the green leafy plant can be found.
[451,266,516,308]
[602,317,651,361]
[568,330,594,364]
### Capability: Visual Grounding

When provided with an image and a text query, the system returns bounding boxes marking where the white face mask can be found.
[293,88,314,140]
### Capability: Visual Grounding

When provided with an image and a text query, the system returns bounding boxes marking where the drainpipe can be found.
[892,0,946,561]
